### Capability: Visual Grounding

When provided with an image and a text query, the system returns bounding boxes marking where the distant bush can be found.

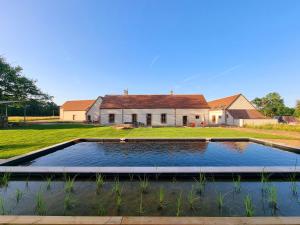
[244,124,300,132]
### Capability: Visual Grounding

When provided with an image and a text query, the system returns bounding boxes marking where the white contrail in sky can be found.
[172,64,242,91]
[150,55,160,67]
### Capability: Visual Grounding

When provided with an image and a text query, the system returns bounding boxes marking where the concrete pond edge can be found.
[1,216,300,225]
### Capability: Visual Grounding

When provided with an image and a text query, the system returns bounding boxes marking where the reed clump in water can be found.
[139,176,149,194]
[15,189,23,203]
[35,191,46,215]
[96,174,105,194]
[188,185,198,210]
[0,197,5,215]
[0,173,10,187]
[233,175,241,193]
[176,191,182,217]
[65,176,75,193]
[158,187,165,210]
[194,173,206,195]
[244,195,254,217]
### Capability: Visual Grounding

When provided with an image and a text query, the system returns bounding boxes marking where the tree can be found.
[0,56,55,116]
[252,92,286,117]
[0,57,51,102]
[294,100,300,118]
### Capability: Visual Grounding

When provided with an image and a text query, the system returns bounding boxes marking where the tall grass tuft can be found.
[138,193,144,215]
[217,192,224,210]
[194,173,206,195]
[0,197,5,215]
[64,193,75,211]
[116,193,122,212]
[46,176,52,190]
[35,191,46,215]
[129,174,134,182]
[15,189,23,203]
[188,185,198,210]
[97,203,106,216]
[244,195,254,217]
[158,187,165,210]
[176,191,182,217]
[268,186,278,210]
[96,174,105,193]
[0,173,10,187]
[289,173,298,196]
[233,175,241,193]
[261,172,269,193]
[65,176,75,193]
[139,176,149,194]
[112,177,122,196]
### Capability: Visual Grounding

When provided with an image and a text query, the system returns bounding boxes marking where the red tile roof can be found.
[61,100,95,111]
[227,109,266,119]
[100,95,209,109]
[208,94,241,109]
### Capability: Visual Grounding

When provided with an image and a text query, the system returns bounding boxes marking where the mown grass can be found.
[244,124,300,133]
[8,116,60,122]
[0,123,297,159]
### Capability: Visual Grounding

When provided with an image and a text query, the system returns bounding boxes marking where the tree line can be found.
[0,57,58,116]
[252,92,300,118]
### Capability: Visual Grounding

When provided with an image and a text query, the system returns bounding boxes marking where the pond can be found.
[18,141,300,167]
[0,174,299,216]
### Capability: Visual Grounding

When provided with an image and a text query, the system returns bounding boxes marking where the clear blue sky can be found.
[0,0,299,106]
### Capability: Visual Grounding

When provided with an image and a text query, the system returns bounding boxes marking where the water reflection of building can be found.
[219,142,249,153]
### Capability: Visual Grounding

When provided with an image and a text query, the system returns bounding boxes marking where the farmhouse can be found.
[60,92,277,126]
[60,97,102,122]
[99,93,210,126]
[208,94,277,126]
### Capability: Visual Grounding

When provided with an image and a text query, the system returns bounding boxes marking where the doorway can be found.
[146,114,152,126]
[182,116,188,126]
[212,115,216,124]
[132,114,137,124]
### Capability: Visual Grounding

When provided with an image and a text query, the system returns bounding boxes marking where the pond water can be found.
[19,141,300,167]
[0,175,299,216]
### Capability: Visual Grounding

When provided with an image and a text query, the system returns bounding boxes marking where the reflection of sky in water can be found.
[21,142,300,167]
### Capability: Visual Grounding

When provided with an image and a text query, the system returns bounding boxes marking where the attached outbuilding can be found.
[60,97,102,122]
[99,93,210,127]
[208,94,278,126]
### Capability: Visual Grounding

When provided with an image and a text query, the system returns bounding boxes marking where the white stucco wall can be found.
[228,95,255,110]
[208,110,236,125]
[239,119,278,127]
[60,110,87,121]
[100,108,209,126]
[86,97,102,122]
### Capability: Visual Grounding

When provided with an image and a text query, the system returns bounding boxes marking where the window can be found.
[218,115,222,119]
[132,114,137,123]
[109,114,115,123]
[161,113,167,124]
[72,115,76,120]
[195,115,200,119]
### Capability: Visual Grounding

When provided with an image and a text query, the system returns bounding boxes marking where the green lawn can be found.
[0,123,297,159]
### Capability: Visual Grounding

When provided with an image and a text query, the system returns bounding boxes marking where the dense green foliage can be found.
[252,92,295,117]
[0,124,295,159]
[0,57,57,116]
[294,100,300,118]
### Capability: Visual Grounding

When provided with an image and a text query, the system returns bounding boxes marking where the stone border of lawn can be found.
[1,216,300,225]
